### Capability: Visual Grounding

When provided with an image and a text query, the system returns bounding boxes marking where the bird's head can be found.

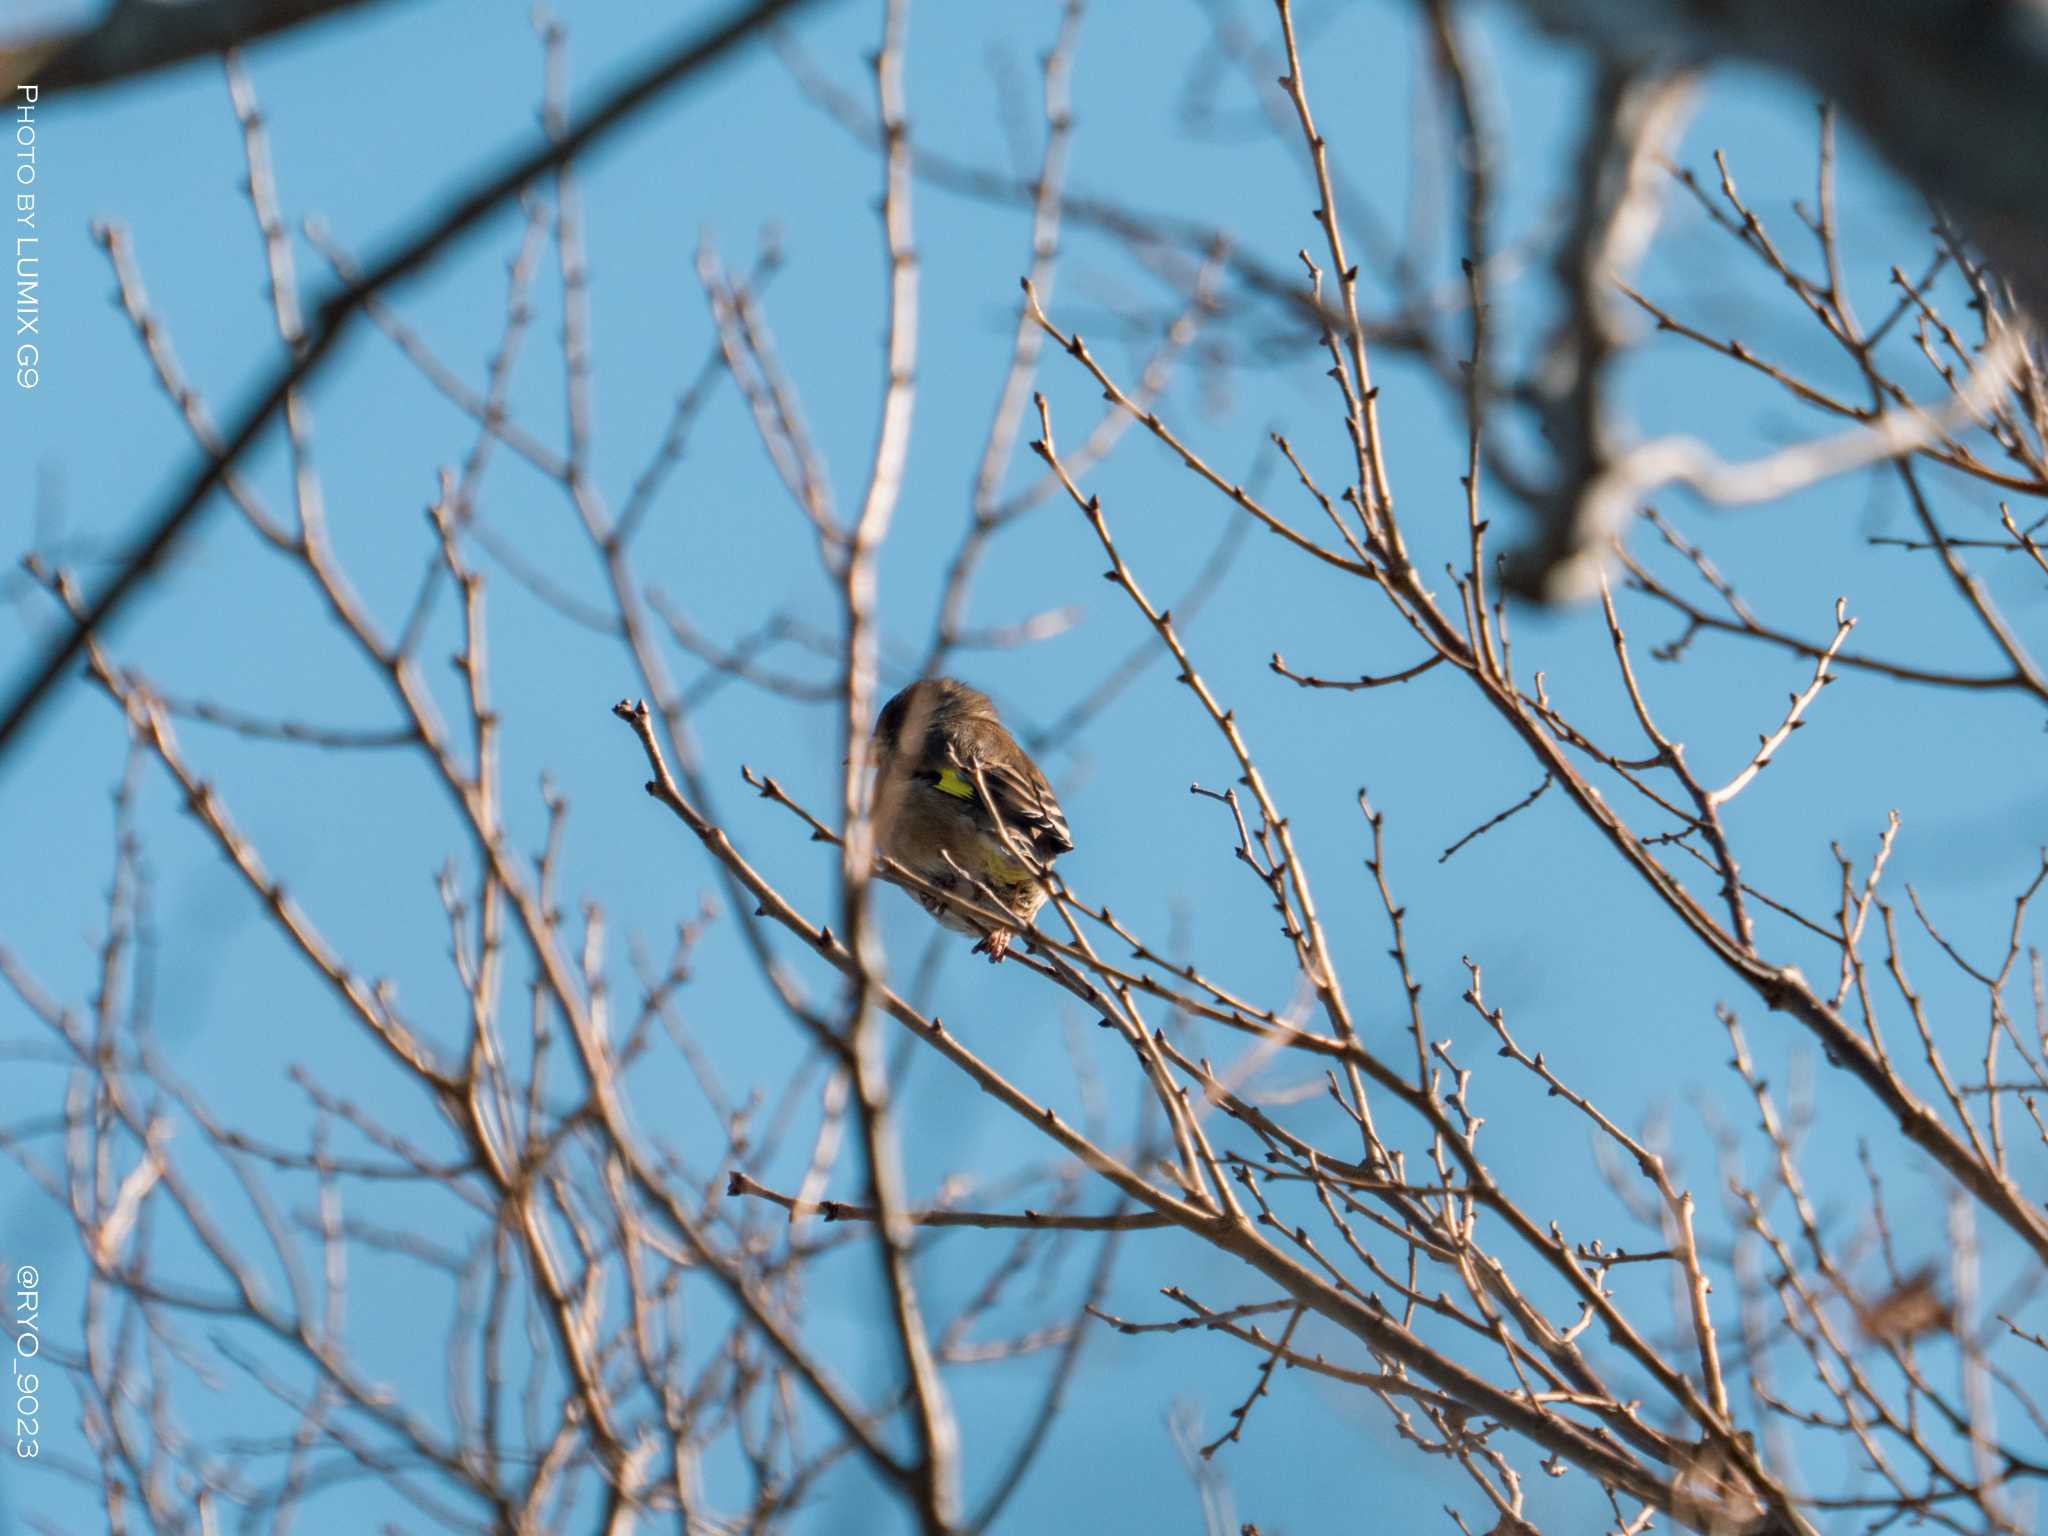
[871,678,986,767]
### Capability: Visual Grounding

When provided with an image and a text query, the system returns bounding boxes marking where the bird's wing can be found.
[923,755,1074,858]
[972,755,1074,858]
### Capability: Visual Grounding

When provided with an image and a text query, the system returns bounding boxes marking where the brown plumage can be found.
[869,678,1073,961]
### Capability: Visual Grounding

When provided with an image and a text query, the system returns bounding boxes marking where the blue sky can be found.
[3,0,2045,1531]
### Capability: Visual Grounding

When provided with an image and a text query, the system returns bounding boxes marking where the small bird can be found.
[868,678,1074,961]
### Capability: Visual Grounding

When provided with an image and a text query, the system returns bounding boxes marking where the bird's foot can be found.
[974,928,1015,964]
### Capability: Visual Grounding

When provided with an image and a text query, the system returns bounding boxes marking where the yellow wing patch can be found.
[933,767,977,800]
[979,844,1031,883]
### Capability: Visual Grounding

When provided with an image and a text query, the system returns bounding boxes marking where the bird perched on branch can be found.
[868,678,1073,962]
